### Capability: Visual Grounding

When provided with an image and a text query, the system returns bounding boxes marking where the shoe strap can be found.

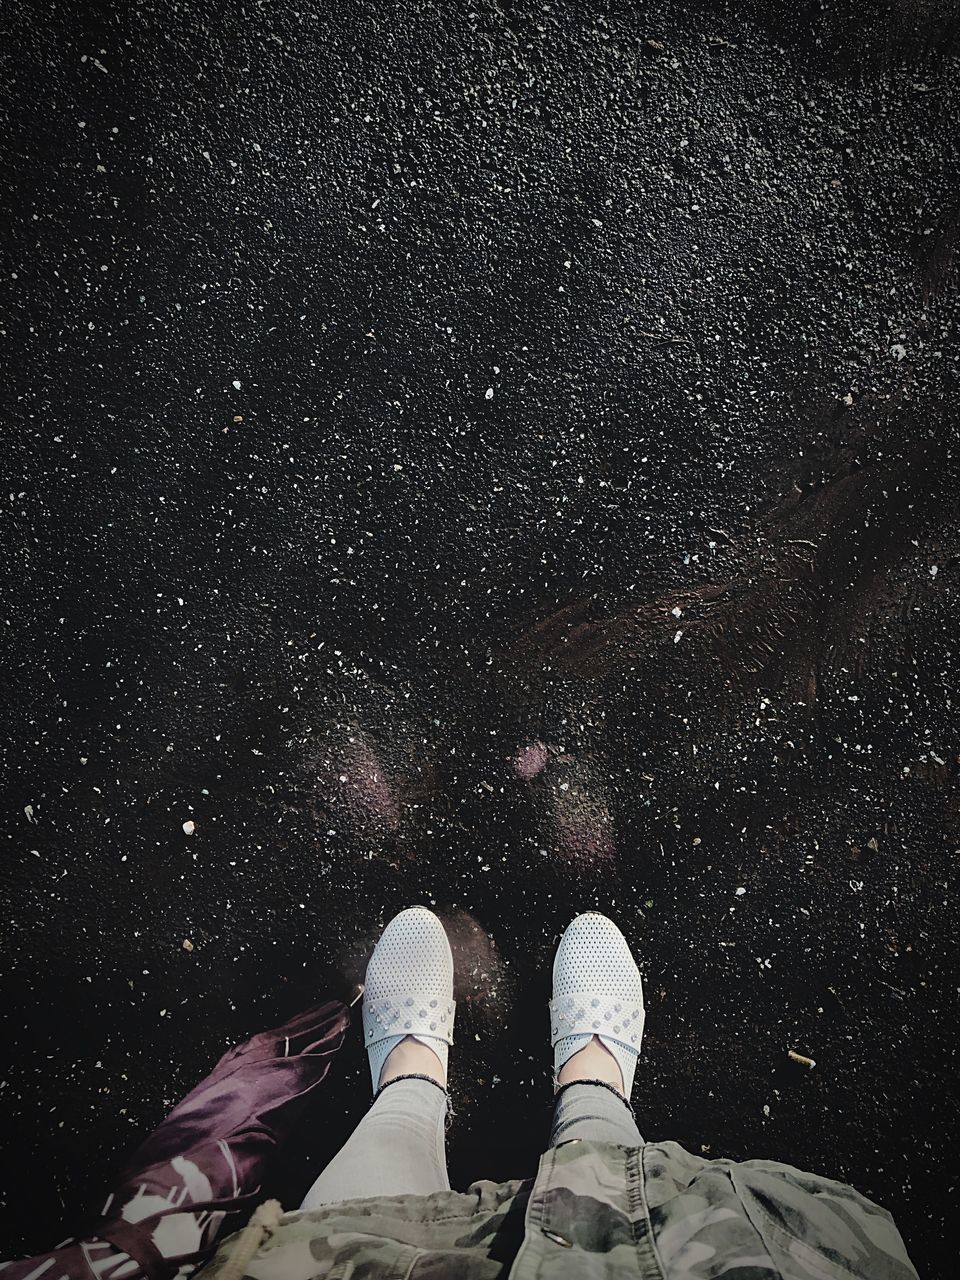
[549,991,645,1049]
[363,995,456,1048]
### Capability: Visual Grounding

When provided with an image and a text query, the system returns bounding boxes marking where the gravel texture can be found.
[1,2,958,1275]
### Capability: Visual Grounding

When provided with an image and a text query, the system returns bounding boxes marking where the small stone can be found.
[182,938,194,952]
[182,820,195,835]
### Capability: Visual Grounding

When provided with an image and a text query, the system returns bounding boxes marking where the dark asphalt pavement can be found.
[2,2,958,1276]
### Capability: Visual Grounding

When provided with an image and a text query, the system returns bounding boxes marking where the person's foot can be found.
[550,912,645,1099]
[556,1035,625,1092]
[379,1036,446,1088]
[362,907,455,1092]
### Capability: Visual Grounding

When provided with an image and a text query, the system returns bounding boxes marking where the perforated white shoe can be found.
[550,912,645,1098]
[362,906,456,1092]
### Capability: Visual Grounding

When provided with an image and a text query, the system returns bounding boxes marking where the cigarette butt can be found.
[349,982,365,1007]
[788,1050,816,1069]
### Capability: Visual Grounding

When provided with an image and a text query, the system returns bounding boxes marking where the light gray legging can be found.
[301,1078,642,1208]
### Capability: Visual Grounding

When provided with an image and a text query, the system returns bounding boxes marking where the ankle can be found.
[556,1036,625,1095]
[379,1036,446,1089]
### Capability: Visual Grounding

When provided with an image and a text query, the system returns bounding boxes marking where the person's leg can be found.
[549,1035,642,1144]
[303,908,456,1208]
[549,1079,642,1145]
[548,916,647,1146]
[300,1074,449,1207]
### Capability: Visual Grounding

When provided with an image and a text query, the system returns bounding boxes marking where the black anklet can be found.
[554,1076,637,1119]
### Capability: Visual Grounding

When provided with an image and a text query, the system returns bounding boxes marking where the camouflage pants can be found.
[203,1136,919,1279]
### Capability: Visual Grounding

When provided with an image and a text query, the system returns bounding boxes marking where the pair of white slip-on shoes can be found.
[362,907,645,1098]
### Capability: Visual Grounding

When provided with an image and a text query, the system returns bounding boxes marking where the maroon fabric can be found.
[0,999,350,1280]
